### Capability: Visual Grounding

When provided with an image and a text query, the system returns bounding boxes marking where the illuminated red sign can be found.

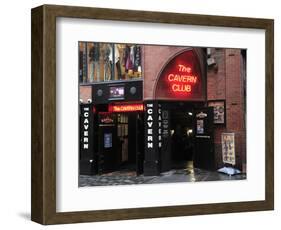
[109,103,144,112]
[99,112,115,124]
[155,49,205,101]
[167,64,198,93]
[101,117,114,123]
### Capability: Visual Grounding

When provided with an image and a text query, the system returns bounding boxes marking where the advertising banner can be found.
[221,133,236,165]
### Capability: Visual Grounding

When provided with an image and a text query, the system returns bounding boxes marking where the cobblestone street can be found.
[79,167,246,187]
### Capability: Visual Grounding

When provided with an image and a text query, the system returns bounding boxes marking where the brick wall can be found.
[79,85,92,103]
[143,45,187,99]
[207,48,246,170]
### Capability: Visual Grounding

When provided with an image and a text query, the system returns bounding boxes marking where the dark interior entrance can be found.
[115,112,144,175]
[96,105,144,175]
[166,102,200,169]
[193,107,215,170]
[170,109,194,168]
[161,102,214,172]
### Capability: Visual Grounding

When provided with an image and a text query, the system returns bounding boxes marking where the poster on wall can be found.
[221,133,235,165]
[196,119,204,134]
[104,133,112,148]
[208,100,226,124]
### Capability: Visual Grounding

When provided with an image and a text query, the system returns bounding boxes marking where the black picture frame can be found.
[208,100,226,125]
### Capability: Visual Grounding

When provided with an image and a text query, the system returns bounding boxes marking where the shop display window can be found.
[79,42,142,83]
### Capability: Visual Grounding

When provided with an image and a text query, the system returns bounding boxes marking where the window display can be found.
[79,42,142,83]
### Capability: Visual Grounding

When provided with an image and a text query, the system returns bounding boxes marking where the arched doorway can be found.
[150,48,214,172]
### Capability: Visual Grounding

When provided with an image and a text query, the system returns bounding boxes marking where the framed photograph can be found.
[31,4,274,225]
[208,100,226,124]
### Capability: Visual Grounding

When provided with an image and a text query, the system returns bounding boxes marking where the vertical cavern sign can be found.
[80,104,94,160]
[144,101,162,176]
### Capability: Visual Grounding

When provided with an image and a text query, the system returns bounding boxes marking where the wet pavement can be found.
[79,166,246,187]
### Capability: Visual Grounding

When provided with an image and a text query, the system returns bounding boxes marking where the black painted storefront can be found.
[142,101,215,176]
[79,100,215,176]
[79,80,145,175]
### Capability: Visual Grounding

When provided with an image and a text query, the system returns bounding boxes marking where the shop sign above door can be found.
[154,49,206,101]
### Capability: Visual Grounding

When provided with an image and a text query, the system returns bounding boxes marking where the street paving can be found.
[79,167,246,187]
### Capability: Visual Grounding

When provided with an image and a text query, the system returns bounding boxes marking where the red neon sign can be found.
[167,64,198,93]
[154,49,203,101]
[109,104,144,112]
[155,49,203,100]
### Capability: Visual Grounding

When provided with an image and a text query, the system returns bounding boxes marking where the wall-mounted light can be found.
[207,57,216,66]
[188,112,193,116]
[187,129,193,136]
[207,48,212,57]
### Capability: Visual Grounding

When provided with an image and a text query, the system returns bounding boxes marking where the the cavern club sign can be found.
[154,49,205,101]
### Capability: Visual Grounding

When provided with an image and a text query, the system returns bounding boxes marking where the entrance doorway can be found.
[168,103,196,170]
[96,104,144,176]
[193,107,215,170]
[116,113,144,175]
[162,102,215,172]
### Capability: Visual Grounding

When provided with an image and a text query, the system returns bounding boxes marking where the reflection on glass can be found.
[88,42,100,82]
[102,43,113,81]
[79,42,87,83]
[79,42,142,83]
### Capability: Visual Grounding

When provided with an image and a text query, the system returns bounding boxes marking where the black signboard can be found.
[143,101,161,176]
[160,109,171,172]
[92,80,143,104]
[79,104,95,175]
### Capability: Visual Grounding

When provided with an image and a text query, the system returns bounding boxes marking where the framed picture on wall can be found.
[31,4,274,225]
[208,100,226,125]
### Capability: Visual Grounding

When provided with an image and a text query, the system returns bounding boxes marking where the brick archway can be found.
[153,48,206,101]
